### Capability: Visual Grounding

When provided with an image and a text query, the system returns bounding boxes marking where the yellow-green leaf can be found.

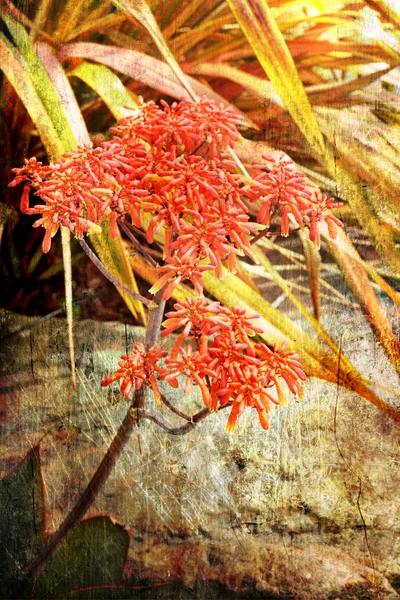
[34,42,90,145]
[0,38,63,159]
[70,61,138,120]
[226,0,325,155]
[2,13,77,154]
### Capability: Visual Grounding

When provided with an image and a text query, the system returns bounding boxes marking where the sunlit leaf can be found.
[34,42,89,145]
[2,13,77,153]
[306,66,392,105]
[184,62,283,107]
[226,0,325,155]
[70,61,138,120]
[0,38,63,159]
[323,141,400,275]
[326,227,400,378]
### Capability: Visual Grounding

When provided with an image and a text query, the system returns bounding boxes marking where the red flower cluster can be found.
[160,299,305,432]
[12,98,344,434]
[10,99,342,298]
[250,152,343,244]
[101,299,305,432]
[101,343,167,403]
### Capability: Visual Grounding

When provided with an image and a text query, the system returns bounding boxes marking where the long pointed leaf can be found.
[112,0,198,100]
[34,42,90,146]
[91,224,147,325]
[184,62,284,107]
[226,0,325,155]
[0,38,63,159]
[323,138,400,275]
[57,42,248,120]
[2,13,77,153]
[327,227,400,377]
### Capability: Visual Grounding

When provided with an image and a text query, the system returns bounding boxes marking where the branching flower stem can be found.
[160,393,193,422]
[79,238,151,306]
[136,407,210,435]
[136,404,231,435]
[119,221,158,268]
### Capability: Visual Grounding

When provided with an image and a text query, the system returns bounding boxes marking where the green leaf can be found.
[0,447,44,593]
[36,517,130,599]
[34,42,90,146]
[2,13,77,154]
[0,37,64,160]
[70,61,138,120]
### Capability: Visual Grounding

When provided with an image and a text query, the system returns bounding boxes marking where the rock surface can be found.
[1,307,399,599]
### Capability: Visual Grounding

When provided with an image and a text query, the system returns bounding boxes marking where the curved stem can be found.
[136,408,210,435]
[119,221,158,268]
[160,393,193,422]
[19,390,143,587]
[137,403,231,435]
[79,238,151,306]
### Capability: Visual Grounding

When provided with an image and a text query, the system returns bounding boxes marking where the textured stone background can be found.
[1,299,399,599]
